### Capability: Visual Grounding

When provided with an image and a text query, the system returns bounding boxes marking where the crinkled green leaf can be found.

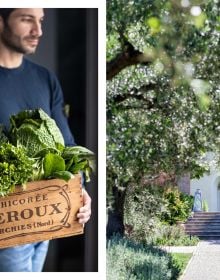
[9,108,64,157]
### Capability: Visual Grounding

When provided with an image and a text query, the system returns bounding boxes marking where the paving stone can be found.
[180,240,220,280]
[160,246,196,253]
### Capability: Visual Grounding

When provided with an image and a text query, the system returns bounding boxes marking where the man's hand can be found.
[77,189,92,224]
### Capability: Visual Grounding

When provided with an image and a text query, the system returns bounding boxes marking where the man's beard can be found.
[0,22,38,55]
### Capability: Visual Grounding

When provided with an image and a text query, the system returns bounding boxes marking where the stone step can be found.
[189,234,220,240]
[186,229,220,233]
[193,212,220,215]
[187,231,220,236]
[194,212,220,214]
[199,236,220,240]
[193,215,220,218]
[184,212,220,239]
[190,214,220,217]
[184,224,220,230]
[189,216,220,219]
[185,223,220,227]
[188,218,220,222]
[192,216,220,220]
[186,234,220,239]
[193,213,220,217]
[187,222,220,226]
[186,219,220,223]
[186,220,220,224]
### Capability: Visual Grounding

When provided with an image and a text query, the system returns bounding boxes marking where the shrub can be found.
[107,235,180,280]
[123,184,167,243]
[160,187,194,225]
[123,184,195,244]
[154,224,200,246]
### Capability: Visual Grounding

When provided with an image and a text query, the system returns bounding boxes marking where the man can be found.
[0,8,92,272]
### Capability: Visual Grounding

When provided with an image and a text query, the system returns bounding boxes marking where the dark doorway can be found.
[34,8,98,272]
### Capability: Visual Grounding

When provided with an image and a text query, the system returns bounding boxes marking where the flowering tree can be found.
[107,0,220,234]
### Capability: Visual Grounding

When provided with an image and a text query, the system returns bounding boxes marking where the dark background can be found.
[28,8,98,272]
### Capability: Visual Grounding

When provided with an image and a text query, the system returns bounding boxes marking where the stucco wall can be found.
[190,171,220,212]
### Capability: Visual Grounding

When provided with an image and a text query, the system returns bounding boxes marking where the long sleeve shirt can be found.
[0,58,75,146]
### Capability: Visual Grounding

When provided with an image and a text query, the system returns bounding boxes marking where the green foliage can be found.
[31,146,95,183]
[0,109,95,195]
[123,184,167,243]
[123,184,194,243]
[62,146,95,182]
[161,187,194,225]
[9,108,65,157]
[43,153,65,178]
[107,234,181,280]
[154,224,199,246]
[50,170,73,181]
[0,143,33,196]
[9,110,95,183]
[107,0,220,213]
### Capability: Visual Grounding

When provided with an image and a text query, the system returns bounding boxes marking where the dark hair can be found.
[0,8,16,22]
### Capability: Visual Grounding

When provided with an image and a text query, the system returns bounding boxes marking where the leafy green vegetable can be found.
[34,147,62,158]
[31,148,64,181]
[62,146,95,182]
[43,153,65,178]
[0,143,33,196]
[9,108,64,157]
[0,109,95,196]
[50,170,74,181]
[31,157,44,181]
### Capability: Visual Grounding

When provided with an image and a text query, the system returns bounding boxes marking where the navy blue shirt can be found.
[0,58,75,146]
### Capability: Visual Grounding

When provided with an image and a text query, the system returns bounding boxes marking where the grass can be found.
[170,253,192,279]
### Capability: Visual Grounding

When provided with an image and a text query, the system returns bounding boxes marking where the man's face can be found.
[0,8,44,55]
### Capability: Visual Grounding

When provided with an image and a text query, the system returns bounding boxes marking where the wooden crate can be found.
[0,174,84,249]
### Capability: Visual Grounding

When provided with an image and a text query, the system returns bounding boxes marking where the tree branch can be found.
[112,84,157,104]
[107,40,152,80]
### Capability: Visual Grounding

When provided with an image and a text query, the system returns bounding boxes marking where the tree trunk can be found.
[106,186,126,238]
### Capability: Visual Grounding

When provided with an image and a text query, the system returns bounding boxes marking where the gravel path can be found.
[180,240,220,280]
